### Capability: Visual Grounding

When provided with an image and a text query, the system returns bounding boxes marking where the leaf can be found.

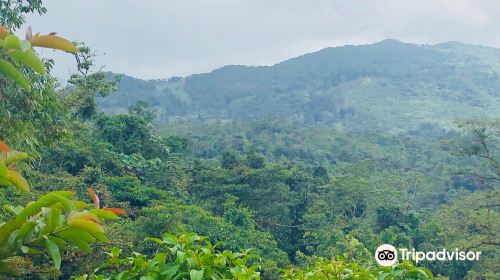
[45,238,61,269]
[41,208,62,235]
[0,178,13,188]
[145,237,163,244]
[189,269,204,280]
[0,26,9,39]
[68,218,104,234]
[90,209,119,220]
[90,232,109,243]
[17,221,36,242]
[3,35,21,51]
[56,229,93,253]
[102,207,127,215]
[0,59,30,91]
[30,35,78,53]
[0,191,75,245]
[0,141,11,152]
[74,200,90,210]
[110,247,121,258]
[2,151,28,165]
[6,169,30,192]
[48,236,67,249]
[69,212,100,223]
[0,160,7,178]
[161,264,180,278]
[87,188,100,208]
[8,49,45,75]
[51,193,75,211]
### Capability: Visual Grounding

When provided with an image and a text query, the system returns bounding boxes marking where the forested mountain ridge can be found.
[1,1,498,277]
[99,40,500,132]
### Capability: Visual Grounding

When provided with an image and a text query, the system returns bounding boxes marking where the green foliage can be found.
[74,233,261,280]
[100,41,499,133]
[128,100,158,123]
[0,19,122,278]
[104,175,157,207]
[282,258,435,280]
[0,27,77,91]
[65,42,120,120]
[0,145,121,277]
[95,114,170,159]
[0,0,46,30]
[221,151,240,169]
[0,26,77,157]
[2,3,499,280]
[129,200,289,278]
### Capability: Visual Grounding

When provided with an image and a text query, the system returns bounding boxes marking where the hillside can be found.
[98,40,500,132]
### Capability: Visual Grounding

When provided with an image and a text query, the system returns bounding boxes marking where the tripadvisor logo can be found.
[375,244,398,266]
[374,244,481,267]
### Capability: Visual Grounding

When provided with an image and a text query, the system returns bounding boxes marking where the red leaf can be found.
[87,188,100,209]
[0,140,11,152]
[102,208,127,215]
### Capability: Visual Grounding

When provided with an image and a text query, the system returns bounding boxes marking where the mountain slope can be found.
[98,40,500,132]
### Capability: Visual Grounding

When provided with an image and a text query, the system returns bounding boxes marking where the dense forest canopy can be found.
[0,1,499,279]
[100,40,500,133]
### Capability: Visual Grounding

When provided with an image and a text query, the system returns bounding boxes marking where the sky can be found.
[25,0,500,81]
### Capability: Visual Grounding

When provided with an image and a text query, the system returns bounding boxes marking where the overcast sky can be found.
[25,0,500,81]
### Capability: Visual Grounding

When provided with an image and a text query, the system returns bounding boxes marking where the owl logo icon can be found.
[375,244,398,266]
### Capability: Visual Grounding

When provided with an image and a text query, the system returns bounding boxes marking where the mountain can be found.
[98,40,500,132]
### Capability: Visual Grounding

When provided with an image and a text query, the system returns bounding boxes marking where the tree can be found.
[0,25,77,156]
[0,0,46,30]
[221,151,240,169]
[0,28,123,277]
[128,100,158,123]
[453,119,499,190]
[65,42,120,120]
[0,141,125,277]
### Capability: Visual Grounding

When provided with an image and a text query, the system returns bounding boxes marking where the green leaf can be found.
[161,264,179,278]
[0,160,7,178]
[0,178,13,188]
[6,169,30,192]
[3,35,21,51]
[0,191,75,245]
[17,221,36,242]
[48,236,67,250]
[8,49,45,75]
[3,151,29,166]
[189,269,204,280]
[90,209,119,220]
[111,247,121,258]
[0,59,30,91]
[56,229,92,253]
[45,238,61,269]
[42,208,62,235]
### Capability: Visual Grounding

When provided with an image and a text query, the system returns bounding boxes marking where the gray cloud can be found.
[25,0,500,80]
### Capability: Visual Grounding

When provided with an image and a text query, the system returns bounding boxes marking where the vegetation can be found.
[100,41,500,133]
[0,1,499,279]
